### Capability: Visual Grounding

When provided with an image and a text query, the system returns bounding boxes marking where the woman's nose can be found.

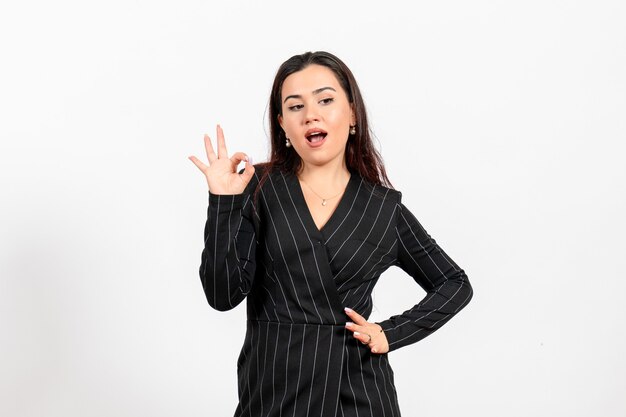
[304,106,320,124]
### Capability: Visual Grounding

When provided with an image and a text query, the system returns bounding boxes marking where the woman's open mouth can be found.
[305,129,327,147]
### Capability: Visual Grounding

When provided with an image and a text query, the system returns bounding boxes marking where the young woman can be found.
[189,51,473,417]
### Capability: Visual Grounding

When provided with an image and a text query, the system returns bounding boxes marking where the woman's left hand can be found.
[344,307,389,354]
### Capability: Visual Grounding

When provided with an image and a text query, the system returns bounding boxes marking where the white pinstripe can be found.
[280,172,341,324]
[378,359,396,417]
[266,222,308,321]
[269,174,323,322]
[358,346,374,416]
[336,192,394,288]
[369,358,387,417]
[329,185,375,263]
[256,186,298,322]
[305,325,321,417]
[268,322,280,415]
[319,327,335,416]
[279,324,293,416]
[325,178,364,243]
[343,343,360,417]
[292,324,306,417]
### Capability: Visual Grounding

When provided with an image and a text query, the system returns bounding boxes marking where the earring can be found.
[349,125,356,135]
[285,138,292,147]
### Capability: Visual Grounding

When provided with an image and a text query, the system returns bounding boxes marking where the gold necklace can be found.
[300,178,348,206]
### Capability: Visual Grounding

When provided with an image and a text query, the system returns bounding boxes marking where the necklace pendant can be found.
[322,199,327,206]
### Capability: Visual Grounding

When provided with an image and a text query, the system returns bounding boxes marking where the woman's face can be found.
[279,64,355,170]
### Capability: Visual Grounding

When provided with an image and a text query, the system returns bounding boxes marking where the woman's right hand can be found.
[188,125,255,194]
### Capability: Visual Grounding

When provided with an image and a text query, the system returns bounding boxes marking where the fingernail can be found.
[345,322,354,327]
[372,349,378,353]
[353,332,360,336]
[248,156,254,165]
[344,307,353,313]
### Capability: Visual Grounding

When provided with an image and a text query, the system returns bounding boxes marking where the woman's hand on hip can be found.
[188,125,255,194]
[344,307,389,354]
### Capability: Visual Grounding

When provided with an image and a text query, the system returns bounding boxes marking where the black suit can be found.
[199,168,473,416]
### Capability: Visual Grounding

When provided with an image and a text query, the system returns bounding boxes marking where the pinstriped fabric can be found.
[199,168,473,416]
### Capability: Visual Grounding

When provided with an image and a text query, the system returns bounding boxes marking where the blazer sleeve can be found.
[378,198,473,351]
[199,187,257,312]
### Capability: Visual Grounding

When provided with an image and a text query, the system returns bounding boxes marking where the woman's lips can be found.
[305,128,327,148]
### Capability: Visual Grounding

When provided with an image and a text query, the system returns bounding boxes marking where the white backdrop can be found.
[1,1,625,416]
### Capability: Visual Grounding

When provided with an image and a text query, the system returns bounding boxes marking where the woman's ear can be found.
[278,114,284,130]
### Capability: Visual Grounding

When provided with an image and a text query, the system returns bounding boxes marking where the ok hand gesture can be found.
[188,125,255,195]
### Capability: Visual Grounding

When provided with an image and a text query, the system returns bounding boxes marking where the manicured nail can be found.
[344,307,353,313]
[353,332,360,336]
[345,322,354,327]
[248,156,254,165]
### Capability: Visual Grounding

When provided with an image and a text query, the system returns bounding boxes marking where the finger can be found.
[204,134,217,163]
[369,329,389,354]
[229,151,256,183]
[352,331,372,345]
[188,155,208,172]
[344,307,367,325]
[370,344,387,355]
[216,124,228,159]
[370,341,389,355]
[239,158,256,184]
[344,321,367,336]
[229,151,249,167]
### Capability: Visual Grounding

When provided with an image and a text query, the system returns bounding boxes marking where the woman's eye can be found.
[320,98,334,105]
[288,104,304,111]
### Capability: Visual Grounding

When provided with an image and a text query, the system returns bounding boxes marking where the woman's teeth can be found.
[307,133,326,142]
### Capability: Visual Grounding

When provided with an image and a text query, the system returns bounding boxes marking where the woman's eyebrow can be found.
[312,86,336,95]
[283,86,337,103]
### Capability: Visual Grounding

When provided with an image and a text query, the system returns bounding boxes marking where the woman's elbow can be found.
[199,264,252,312]
[204,289,245,311]
[207,297,238,312]
[458,272,473,309]
[199,274,241,312]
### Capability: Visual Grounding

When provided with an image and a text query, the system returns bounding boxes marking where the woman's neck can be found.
[297,160,351,191]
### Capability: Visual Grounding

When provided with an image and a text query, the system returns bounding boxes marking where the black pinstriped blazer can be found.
[199,167,473,417]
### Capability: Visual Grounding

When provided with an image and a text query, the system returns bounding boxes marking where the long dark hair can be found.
[257,51,392,191]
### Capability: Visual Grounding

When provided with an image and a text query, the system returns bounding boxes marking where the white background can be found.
[1,1,625,416]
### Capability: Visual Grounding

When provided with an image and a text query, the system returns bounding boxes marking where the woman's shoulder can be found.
[357,173,402,204]
[249,162,282,178]
[249,163,289,185]
[242,163,291,197]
